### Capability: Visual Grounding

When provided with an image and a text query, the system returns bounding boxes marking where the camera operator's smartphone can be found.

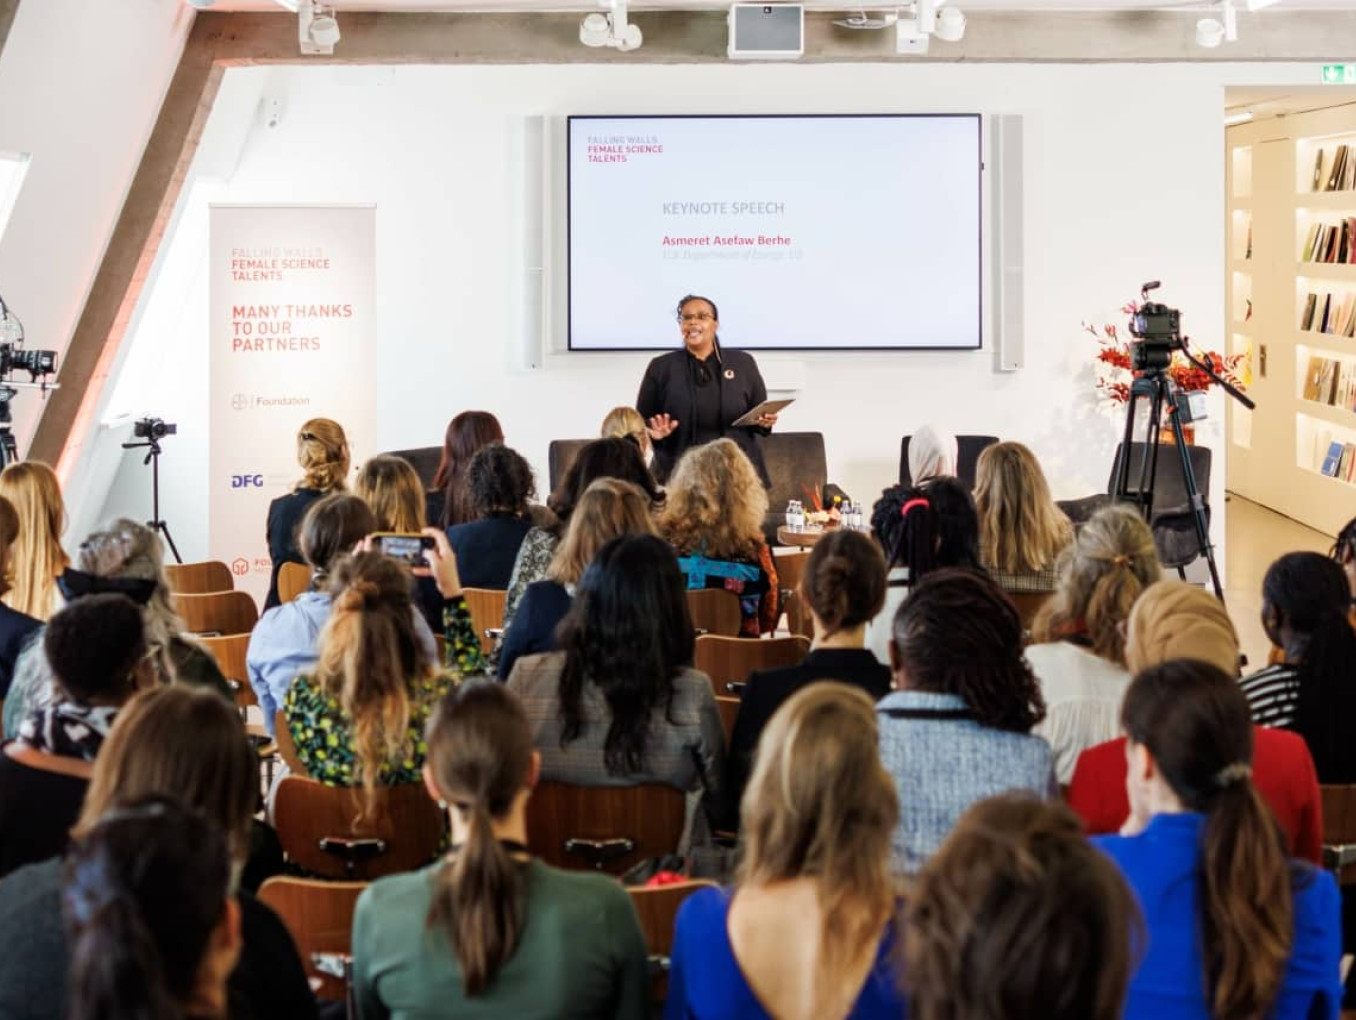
[371,533,436,569]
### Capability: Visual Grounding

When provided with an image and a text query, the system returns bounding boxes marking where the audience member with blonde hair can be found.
[3,519,231,740]
[0,685,316,1020]
[353,682,649,1017]
[0,494,41,696]
[282,534,485,797]
[600,405,651,461]
[905,793,1137,1020]
[666,683,905,1020]
[1095,659,1341,1019]
[1068,580,1323,863]
[973,441,1073,593]
[497,478,655,680]
[0,461,67,621]
[1027,504,1161,783]
[659,438,778,636]
[264,417,350,609]
[355,453,442,632]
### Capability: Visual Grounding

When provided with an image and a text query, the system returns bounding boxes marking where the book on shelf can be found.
[1303,223,1321,262]
[1338,294,1356,337]
[1305,355,1326,401]
[1323,440,1344,477]
[1246,221,1253,260]
[1302,292,1318,330]
[1314,148,1327,192]
[1321,293,1334,332]
[1328,145,1350,192]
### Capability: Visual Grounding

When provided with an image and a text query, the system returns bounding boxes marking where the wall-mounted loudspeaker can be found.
[521,115,545,371]
[728,4,804,60]
[992,114,1024,373]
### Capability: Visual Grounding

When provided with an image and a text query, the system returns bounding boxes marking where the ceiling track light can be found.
[895,0,964,54]
[299,0,340,56]
[1196,0,1237,48]
[580,0,643,52]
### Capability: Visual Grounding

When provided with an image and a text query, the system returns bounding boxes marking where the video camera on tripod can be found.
[0,292,60,470]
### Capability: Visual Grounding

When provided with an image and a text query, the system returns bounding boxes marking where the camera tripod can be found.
[1111,347,1253,602]
[0,388,18,471]
[121,434,181,564]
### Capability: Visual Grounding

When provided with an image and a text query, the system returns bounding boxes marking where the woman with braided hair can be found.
[1027,504,1161,784]
[282,532,486,798]
[876,568,1053,874]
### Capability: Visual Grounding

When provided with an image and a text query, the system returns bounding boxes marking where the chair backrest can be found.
[380,446,443,490]
[272,776,445,879]
[257,876,367,1003]
[1106,442,1213,518]
[462,588,507,655]
[694,634,811,696]
[164,561,234,595]
[898,434,999,490]
[1007,591,1055,635]
[1321,784,1356,883]
[772,549,813,639]
[715,695,740,747]
[173,591,259,636]
[277,562,312,604]
[686,589,743,638]
[548,439,593,493]
[199,633,253,705]
[761,431,828,526]
[526,780,686,875]
[629,878,719,1004]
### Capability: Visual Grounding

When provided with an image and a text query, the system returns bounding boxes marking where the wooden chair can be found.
[200,633,251,696]
[628,879,718,1005]
[173,591,259,636]
[164,560,233,595]
[526,781,686,876]
[1321,784,1356,884]
[272,776,445,880]
[462,588,507,656]
[274,712,307,776]
[257,876,366,1004]
[277,562,312,604]
[686,589,742,637]
[773,550,814,640]
[715,695,740,746]
[1007,591,1054,636]
[694,634,810,697]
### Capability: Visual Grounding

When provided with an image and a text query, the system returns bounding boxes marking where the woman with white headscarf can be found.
[909,425,958,485]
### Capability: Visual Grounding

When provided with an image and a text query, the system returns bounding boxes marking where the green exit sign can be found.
[1322,64,1356,84]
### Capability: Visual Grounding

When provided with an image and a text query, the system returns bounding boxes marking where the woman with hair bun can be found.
[353,682,649,1017]
[1095,659,1341,1019]
[720,529,890,830]
[265,418,350,609]
[1027,504,1161,784]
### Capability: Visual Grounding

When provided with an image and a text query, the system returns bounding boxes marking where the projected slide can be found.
[567,114,981,351]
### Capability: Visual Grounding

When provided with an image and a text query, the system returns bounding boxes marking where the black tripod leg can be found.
[1168,408,1224,602]
[155,521,182,565]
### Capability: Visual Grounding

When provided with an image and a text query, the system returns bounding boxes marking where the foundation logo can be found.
[231,394,249,411]
[229,394,311,411]
[231,558,249,577]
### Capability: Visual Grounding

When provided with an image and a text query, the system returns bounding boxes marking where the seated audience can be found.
[1026,505,1161,784]
[498,478,655,680]
[666,684,906,1020]
[353,682,649,1018]
[1069,580,1323,864]
[601,405,653,464]
[721,530,891,829]
[284,537,485,791]
[908,424,957,484]
[355,453,442,632]
[0,495,41,697]
[905,793,1136,1020]
[659,439,778,637]
[265,417,349,609]
[0,595,145,878]
[877,568,1053,874]
[61,798,240,1020]
[0,461,68,621]
[507,535,724,815]
[428,409,504,529]
[4,520,231,739]
[864,476,981,666]
[1240,551,1356,783]
[1094,659,1341,1019]
[445,444,536,590]
[502,437,661,637]
[0,685,314,1020]
[973,440,1074,594]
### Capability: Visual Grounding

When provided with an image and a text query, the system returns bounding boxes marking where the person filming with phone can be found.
[636,295,779,486]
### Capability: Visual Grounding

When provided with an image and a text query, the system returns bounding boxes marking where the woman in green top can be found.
[283,530,485,794]
[352,681,650,1019]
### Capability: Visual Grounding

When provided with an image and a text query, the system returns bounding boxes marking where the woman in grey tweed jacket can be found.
[877,568,1056,874]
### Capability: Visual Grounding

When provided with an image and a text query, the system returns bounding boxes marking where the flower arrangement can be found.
[1087,302,1247,405]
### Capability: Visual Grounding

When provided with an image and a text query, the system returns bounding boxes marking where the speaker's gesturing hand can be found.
[646,414,679,441]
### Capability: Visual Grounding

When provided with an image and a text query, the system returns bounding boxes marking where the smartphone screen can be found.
[373,533,435,568]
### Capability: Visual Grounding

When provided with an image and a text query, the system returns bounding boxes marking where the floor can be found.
[1225,493,1334,671]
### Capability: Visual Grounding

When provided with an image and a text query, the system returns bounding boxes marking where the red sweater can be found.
[1067,726,1323,865]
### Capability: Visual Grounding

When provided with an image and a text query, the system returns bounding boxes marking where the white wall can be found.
[95,60,1325,562]
[0,0,192,529]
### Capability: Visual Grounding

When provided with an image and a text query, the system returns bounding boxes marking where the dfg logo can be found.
[231,474,265,489]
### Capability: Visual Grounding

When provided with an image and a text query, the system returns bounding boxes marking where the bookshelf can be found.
[1227,105,1356,536]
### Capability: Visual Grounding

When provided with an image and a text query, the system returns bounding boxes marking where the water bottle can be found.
[851,501,864,531]
[787,500,804,533]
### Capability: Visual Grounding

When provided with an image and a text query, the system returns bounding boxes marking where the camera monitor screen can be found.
[567,114,982,351]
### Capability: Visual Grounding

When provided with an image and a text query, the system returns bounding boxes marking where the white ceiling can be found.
[198,0,1356,9]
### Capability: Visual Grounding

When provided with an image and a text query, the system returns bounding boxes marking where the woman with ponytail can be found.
[352,682,648,1017]
[1095,659,1341,1019]
[864,476,980,666]
[1240,551,1356,782]
[283,533,486,793]
[265,417,351,609]
[63,798,241,1020]
[1027,504,1161,784]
